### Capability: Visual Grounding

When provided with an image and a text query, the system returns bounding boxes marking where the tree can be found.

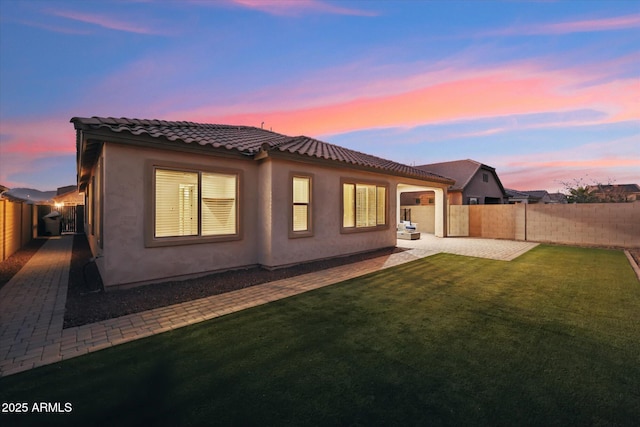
[559,177,619,203]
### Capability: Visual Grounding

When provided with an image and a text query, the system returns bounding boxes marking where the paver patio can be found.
[0,234,538,377]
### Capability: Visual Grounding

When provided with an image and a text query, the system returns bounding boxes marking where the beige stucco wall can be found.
[259,158,399,268]
[98,143,261,288]
[88,143,449,288]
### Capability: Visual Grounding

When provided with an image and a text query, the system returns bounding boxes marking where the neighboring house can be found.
[403,159,506,205]
[72,117,454,290]
[506,189,556,204]
[548,192,568,204]
[52,185,84,206]
[587,184,640,202]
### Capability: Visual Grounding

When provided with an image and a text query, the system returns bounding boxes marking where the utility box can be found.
[43,211,62,236]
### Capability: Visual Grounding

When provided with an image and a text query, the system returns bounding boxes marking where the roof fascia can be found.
[262,150,454,186]
[77,128,253,190]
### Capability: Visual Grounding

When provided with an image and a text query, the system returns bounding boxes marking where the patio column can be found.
[434,187,447,237]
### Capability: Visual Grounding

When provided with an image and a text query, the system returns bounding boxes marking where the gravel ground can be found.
[64,234,401,328]
[0,239,46,290]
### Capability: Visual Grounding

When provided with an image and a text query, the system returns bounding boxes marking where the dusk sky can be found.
[1,0,638,192]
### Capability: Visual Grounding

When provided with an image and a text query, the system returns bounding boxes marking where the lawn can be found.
[1,245,638,426]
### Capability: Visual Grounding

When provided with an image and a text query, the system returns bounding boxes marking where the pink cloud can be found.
[0,117,75,156]
[0,117,76,187]
[488,13,640,36]
[500,162,640,192]
[537,14,640,34]
[174,63,638,138]
[46,9,166,35]
[495,134,640,191]
[228,0,378,16]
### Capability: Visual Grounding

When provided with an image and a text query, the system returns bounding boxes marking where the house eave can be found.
[259,149,455,186]
[76,129,254,189]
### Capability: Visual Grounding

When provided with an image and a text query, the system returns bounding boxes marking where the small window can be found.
[292,176,311,234]
[483,173,489,183]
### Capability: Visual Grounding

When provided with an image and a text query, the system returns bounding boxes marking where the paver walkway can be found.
[0,235,538,377]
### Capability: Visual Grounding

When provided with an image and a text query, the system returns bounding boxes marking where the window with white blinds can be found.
[343,182,387,229]
[154,168,237,239]
[292,176,310,232]
[202,172,237,236]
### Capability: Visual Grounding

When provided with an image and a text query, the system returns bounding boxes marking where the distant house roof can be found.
[415,159,506,195]
[587,184,640,202]
[505,188,531,200]
[548,193,567,203]
[56,185,78,196]
[52,186,84,205]
[522,190,551,201]
[72,117,454,190]
[587,184,640,193]
[506,189,556,204]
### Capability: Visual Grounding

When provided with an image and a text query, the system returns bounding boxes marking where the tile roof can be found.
[72,116,453,184]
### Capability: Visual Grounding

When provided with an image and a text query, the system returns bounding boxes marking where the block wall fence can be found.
[403,203,639,248]
[0,200,35,262]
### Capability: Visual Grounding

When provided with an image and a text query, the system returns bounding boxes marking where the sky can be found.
[0,0,638,193]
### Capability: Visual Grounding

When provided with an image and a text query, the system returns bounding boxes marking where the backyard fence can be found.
[0,200,35,262]
[401,203,640,248]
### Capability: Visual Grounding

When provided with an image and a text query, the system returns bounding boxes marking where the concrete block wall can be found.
[400,205,435,234]
[469,205,517,240]
[0,200,34,262]
[526,203,639,247]
[448,202,638,248]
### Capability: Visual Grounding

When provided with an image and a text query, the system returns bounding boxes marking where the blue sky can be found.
[0,0,638,192]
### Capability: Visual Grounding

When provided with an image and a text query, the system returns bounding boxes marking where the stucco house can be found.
[72,117,454,290]
[401,159,507,206]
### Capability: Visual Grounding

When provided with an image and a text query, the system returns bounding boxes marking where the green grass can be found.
[1,245,639,426]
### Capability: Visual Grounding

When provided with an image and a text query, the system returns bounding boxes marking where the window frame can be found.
[340,178,389,234]
[289,172,314,238]
[145,160,243,247]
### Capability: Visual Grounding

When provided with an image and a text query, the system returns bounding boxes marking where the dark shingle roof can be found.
[415,159,492,191]
[505,188,530,199]
[72,116,453,184]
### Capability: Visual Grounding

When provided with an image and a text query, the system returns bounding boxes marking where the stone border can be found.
[624,250,640,283]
